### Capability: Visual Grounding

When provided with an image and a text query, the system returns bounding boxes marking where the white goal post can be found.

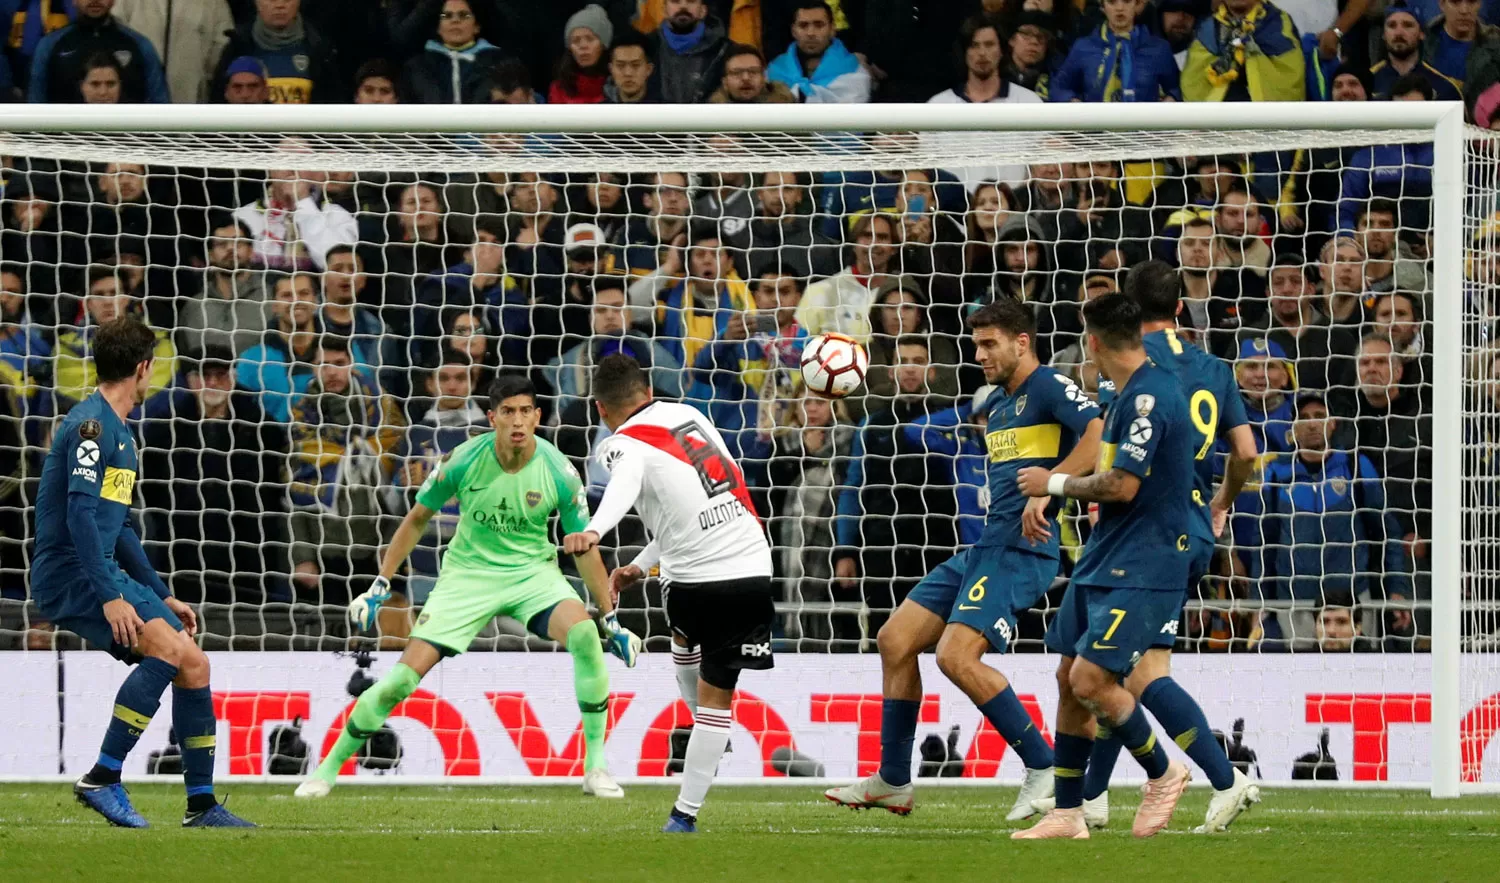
[0,101,1481,795]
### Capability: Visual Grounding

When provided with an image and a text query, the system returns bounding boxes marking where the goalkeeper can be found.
[296,376,641,799]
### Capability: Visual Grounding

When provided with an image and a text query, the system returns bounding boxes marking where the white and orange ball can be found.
[799,332,869,399]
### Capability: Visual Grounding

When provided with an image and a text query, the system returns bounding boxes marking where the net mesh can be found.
[0,122,1485,784]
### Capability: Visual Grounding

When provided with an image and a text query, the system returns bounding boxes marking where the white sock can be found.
[671,643,701,711]
[673,706,731,817]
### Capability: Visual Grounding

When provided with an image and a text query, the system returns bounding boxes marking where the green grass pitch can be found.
[1,783,1496,882]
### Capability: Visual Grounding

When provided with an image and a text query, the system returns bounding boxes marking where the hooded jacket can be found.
[1049,24,1182,103]
[403,36,508,104]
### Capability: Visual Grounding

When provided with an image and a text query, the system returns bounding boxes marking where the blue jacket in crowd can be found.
[28,9,167,103]
[1338,141,1434,232]
[1049,24,1181,103]
[1262,450,1412,602]
[902,403,987,546]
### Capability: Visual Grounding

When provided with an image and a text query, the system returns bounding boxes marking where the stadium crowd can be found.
[0,0,1467,655]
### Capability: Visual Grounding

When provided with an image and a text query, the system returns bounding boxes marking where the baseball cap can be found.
[564,222,607,253]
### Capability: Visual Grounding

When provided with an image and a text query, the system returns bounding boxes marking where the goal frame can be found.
[0,101,1468,796]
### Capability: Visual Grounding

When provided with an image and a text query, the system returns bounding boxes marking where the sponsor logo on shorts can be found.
[740,642,771,657]
[1160,619,1179,635]
[993,617,1014,643]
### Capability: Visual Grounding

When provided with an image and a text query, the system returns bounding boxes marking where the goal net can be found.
[0,103,1487,791]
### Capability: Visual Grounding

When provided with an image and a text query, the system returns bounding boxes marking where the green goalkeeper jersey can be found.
[414,434,588,574]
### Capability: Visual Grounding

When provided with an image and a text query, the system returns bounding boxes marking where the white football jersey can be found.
[585,400,773,583]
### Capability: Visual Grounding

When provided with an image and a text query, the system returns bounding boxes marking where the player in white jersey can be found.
[563,355,775,834]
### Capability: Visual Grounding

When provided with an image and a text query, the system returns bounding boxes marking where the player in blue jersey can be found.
[1012,293,1196,840]
[824,299,1103,820]
[30,317,253,829]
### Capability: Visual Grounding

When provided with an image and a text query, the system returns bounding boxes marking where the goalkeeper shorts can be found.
[409,566,581,656]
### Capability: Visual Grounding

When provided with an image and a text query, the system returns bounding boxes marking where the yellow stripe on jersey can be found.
[1097,441,1118,472]
[100,467,137,505]
[985,423,1062,463]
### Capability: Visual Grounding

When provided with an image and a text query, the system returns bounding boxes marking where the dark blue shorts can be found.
[1066,585,1183,676]
[907,544,1059,653]
[1152,537,1216,650]
[49,572,182,664]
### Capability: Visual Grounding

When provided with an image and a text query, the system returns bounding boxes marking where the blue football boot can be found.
[661,808,697,833]
[74,778,149,828]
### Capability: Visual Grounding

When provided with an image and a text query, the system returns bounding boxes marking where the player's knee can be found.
[933,635,978,687]
[876,622,920,666]
[1067,661,1106,701]
[176,644,211,688]
[1054,660,1074,697]
[1124,651,1169,696]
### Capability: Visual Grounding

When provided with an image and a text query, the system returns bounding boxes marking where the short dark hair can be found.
[609,30,654,63]
[723,42,765,67]
[474,213,508,242]
[1357,198,1400,227]
[0,262,24,288]
[1123,260,1182,323]
[488,373,536,409]
[1182,214,1214,234]
[324,243,357,264]
[793,0,835,21]
[354,58,400,95]
[1082,293,1144,351]
[317,335,351,357]
[490,58,533,96]
[967,297,1036,337]
[438,348,475,368]
[590,274,627,300]
[93,315,157,383]
[86,264,122,293]
[1376,289,1424,323]
[1390,72,1433,100]
[895,333,931,354]
[79,51,124,81]
[592,353,649,407]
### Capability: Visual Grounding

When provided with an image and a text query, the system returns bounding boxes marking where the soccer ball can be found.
[800,333,869,399]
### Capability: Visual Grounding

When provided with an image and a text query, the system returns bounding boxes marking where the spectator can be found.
[654,230,754,369]
[722,170,840,281]
[546,276,683,420]
[384,351,489,605]
[985,214,1068,357]
[414,216,522,368]
[221,55,270,103]
[1338,73,1436,233]
[904,384,993,548]
[618,171,691,279]
[76,51,122,102]
[1003,12,1057,98]
[834,334,958,622]
[1357,199,1430,295]
[797,211,899,345]
[1214,181,1271,275]
[1371,2,1464,100]
[234,155,359,271]
[767,0,870,103]
[1263,392,1412,630]
[645,0,728,104]
[1277,65,1371,237]
[709,42,794,102]
[930,15,1041,107]
[286,336,405,605]
[861,0,985,101]
[504,171,568,304]
[236,270,322,423]
[65,163,181,296]
[0,264,50,389]
[1048,269,1119,391]
[1182,0,1305,102]
[353,57,400,103]
[321,243,387,378]
[1235,336,1298,456]
[486,56,536,103]
[604,31,660,103]
[1,0,71,98]
[440,306,499,393]
[28,0,168,103]
[402,0,508,105]
[1319,235,1367,330]
[1423,0,1500,82]
[177,219,270,356]
[1371,290,1430,392]
[695,170,753,230]
[958,181,1020,303]
[1247,252,1355,392]
[764,387,857,643]
[140,347,289,604]
[548,3,609,104]
[1050,0,1182,102]
[686,268,811,460]
[1328,332,1433,554]
[53,267,176,405]
[211,0,343,104]
[863,276,960,402]
[112,0,233,103]
[568,173,630,241]
[1157,0,1203,65]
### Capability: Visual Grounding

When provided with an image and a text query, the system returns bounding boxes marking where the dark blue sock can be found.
[96,657,178,778]
[976,686,1053,770]
[1082,724,1121,801]
[1052,733,1093,809]
[878,698,920,787]
[173,686,217,802]
[1141,677,1235,790]
[1112,700,1170,780]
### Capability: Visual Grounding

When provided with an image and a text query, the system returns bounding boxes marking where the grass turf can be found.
[0,783,1496,881]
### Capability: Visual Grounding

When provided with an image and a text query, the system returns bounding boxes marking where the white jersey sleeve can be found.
[585,401,773,583]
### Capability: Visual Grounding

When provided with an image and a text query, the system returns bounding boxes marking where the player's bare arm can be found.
[1021,417,1105,543]
[1210,424,1258,538]
[1017,465,1140,504]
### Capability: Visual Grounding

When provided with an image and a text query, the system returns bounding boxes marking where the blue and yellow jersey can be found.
[979,365,1101,555]
[30,391,139,607]
[1072,363,1193,591]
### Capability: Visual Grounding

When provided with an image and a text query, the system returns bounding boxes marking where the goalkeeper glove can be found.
[602,610,641,668]
[349,575,392,631]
